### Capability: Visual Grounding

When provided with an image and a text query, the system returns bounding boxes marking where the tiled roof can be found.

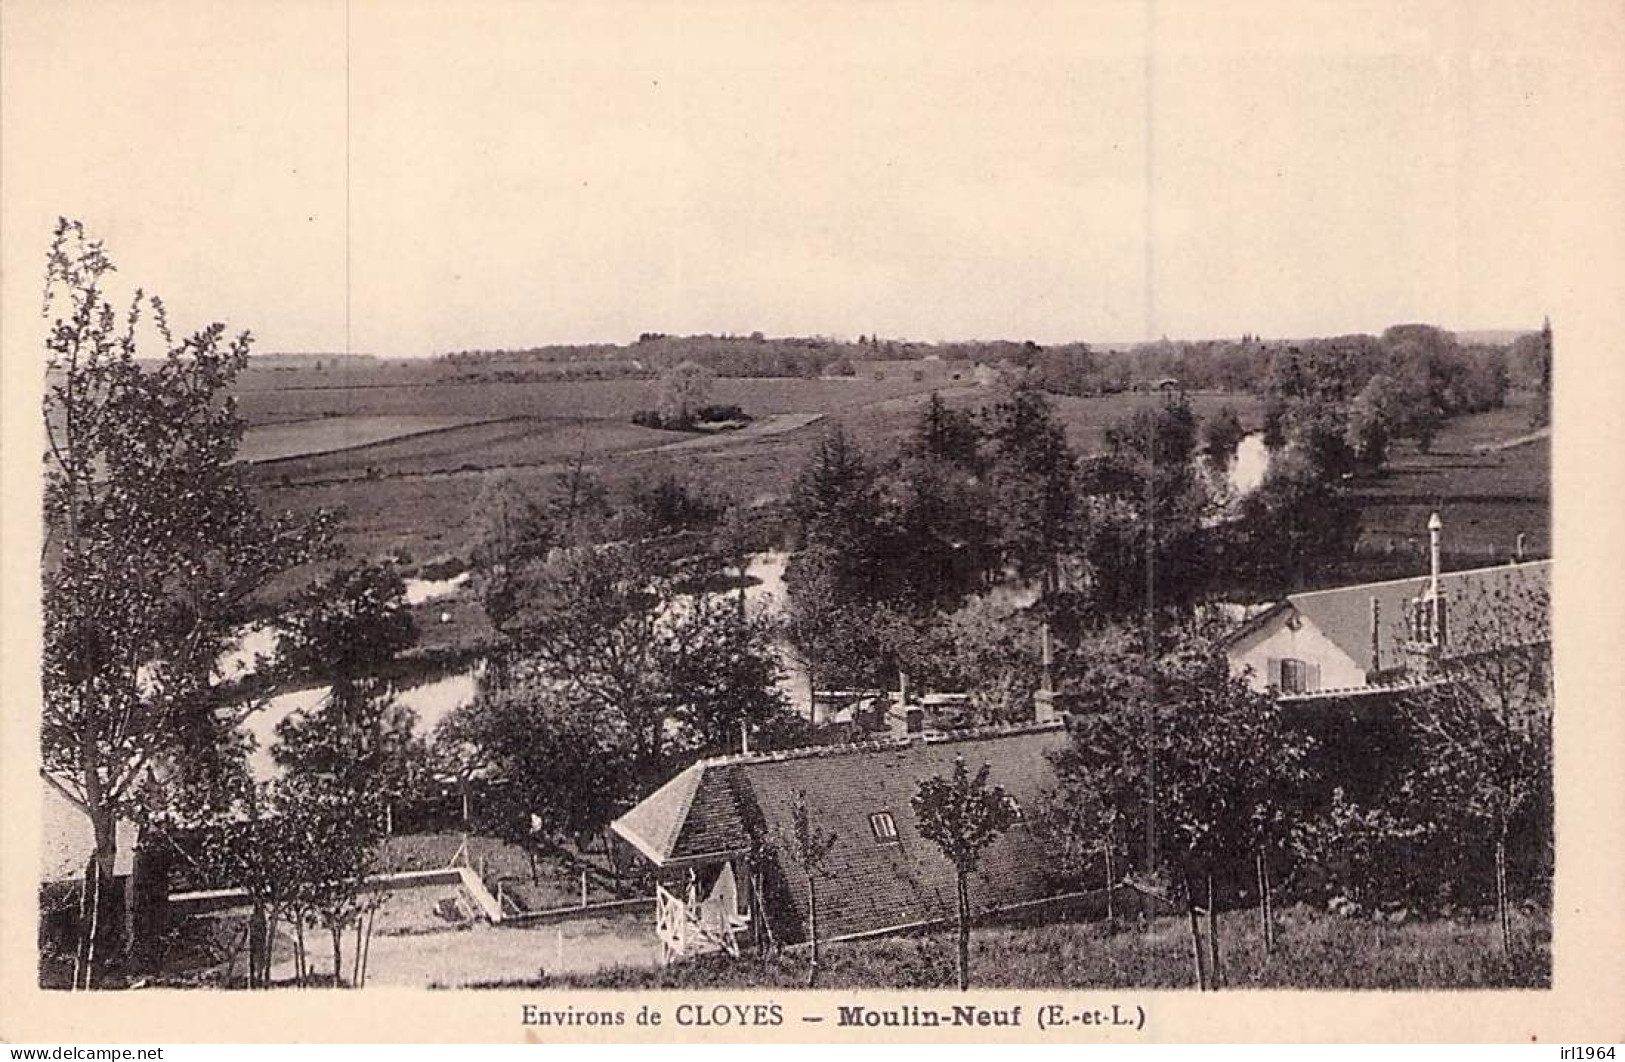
[612,762,713,865]
[612,722,1074,943]
[1285,559,1550,676]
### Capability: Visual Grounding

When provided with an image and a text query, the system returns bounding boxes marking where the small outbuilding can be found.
[611,722,1074,960]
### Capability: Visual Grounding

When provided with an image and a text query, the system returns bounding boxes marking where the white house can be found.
[1226,514,1551,701]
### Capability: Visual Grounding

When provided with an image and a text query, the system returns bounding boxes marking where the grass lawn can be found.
[543,904,1550,991]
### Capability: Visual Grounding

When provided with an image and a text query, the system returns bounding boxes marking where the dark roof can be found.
[1284,559,1550,676]
[611,723,1073,943]
[613,759,751,866]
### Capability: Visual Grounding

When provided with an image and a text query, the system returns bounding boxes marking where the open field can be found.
[233,365,929,426]
[538,904,1550,991]
[238,363,1268,578]
[248,417,674,482]
[238,415,504,464]
[1349,396,1549,567]
[232,361,1543,604]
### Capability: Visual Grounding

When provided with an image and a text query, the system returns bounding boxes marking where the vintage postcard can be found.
[2,0,1623,1046]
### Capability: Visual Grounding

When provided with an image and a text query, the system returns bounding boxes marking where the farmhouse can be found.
[1225,513,1551,701]
[610,722,1073,961]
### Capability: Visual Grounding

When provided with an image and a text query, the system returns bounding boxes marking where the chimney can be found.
[1039,619,1054,697]
[1516,532,1527,562]
[1369,596,1381,676]
[1427,511,1443,598]
[1405,512,1450,664]
[1033,688,1057,724]
[898,669,911,705]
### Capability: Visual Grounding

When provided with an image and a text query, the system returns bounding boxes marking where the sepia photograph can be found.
[2,0,1623,1047]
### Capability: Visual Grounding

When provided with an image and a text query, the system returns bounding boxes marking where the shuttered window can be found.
[1278,658,1319,694]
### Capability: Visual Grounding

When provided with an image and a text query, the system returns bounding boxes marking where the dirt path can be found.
[1473,426,1550,454]
[630,411,824,454]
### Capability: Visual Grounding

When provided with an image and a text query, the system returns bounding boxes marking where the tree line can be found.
[776,376,1367,702]
[436,324,1547,409]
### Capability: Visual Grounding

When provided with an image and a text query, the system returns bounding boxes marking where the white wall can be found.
[1227,608,1367,693]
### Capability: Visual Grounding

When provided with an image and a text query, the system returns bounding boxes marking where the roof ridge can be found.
[698,719,1067,769]
[1288,558,1550,603]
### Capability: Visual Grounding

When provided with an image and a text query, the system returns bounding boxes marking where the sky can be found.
[1,0,1612,358]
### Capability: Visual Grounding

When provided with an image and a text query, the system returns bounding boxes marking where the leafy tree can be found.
[467,472,554,635]
[781,545,889,701]
[195,747,396,989]
[1282,395,1357,479]
[877,450,993,613]
[913,757,1022,991]
[1230,450,1359,593]
[497,541,673,778]
[983,380,1079,588]
[274,773,388,987]
[278,561,417,684]
[1103,393,1200,465]
[273,562,424,809]
[1396,577,1552,953]
[1048,628,1315,989]
[1201,405,1247,469]
[269,562,425,984]
[1260,394,1289,450]
[1261,346,1314,406]
[1288,785,1431,921]
[660,591,788,755]
[1345,374,1401,472]
[193,785,303,988]
[908,391,981,467]
[617,473,727,541]
[549,443,612,546]
[783,426,891,698]
[894,593,1045,724]
[782,791,839,987]
[1082,394,1216,616]
[787,424,884,600]
[497,540,788,779]
[1036,774,1127,926]
[434,683,631,885]
[40,219,331,983]
[1509,318,1552,428]
[656,359,715,428]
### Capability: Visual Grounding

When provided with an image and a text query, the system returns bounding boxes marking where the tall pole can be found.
[1142,411,1159,872]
